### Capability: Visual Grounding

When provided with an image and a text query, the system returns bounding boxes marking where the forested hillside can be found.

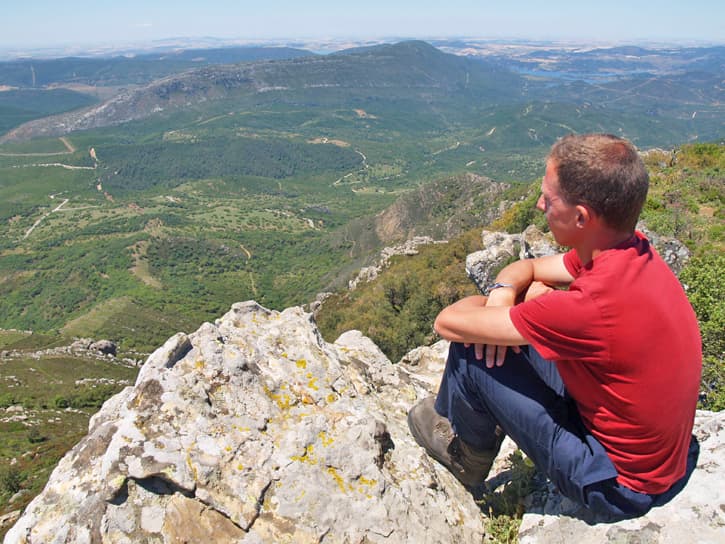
[1,40,722,357]
[316,142,725,410]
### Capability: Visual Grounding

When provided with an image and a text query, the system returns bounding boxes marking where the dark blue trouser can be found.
[434,342,698,522]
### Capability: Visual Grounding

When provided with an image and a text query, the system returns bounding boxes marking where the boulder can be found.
[69,338,93,351]
[638,224,691,276]
[5,302,485,543]
[466,226,559,292]
[466,230,522,291]
[519,225,560,259]
[89,340,117,356]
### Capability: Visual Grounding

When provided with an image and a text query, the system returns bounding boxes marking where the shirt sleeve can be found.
[563,247,582,277]
[509,287,610,363]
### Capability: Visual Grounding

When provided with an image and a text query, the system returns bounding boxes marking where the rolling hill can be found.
[4,40,722,149]
[0,40,722,353]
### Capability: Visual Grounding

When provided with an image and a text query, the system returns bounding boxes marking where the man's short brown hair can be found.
[548,133,649,232]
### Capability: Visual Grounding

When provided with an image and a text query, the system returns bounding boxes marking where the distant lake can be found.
[511,67,650,84]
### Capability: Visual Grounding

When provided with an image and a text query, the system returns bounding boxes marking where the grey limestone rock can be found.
[5,301,485,543]
[465,231,522,292]
[518,410,725,544]
[348,236,446,291]
[638,224,691,276]
[466,226,559,292]
[4,231,721,542]
[89,340,117,356]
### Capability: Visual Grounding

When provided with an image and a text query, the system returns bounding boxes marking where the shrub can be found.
[53,395,70,409]
[27,427,46,444]
[477,450,537,542]
[680,254,725,411]
[0,465,22,495]
[0,393,16,409]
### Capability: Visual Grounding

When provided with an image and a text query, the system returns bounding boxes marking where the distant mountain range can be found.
[1,40,722,149]
[0,46,315,87]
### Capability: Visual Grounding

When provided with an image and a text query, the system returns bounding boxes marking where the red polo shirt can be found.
[510,232,701,494]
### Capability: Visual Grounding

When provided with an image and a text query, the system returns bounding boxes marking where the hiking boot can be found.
[407,396,502,488]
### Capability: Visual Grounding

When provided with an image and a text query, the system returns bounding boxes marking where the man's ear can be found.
[575,204,591,228]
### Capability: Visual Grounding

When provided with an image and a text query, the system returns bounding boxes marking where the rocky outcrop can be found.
[89,340,117,356]
[5,302,485,543]
[638,224,691,276]
[465,224,691,291]
[519,410,725,543]
[71,338,118,357]
[2,338,139,366]
[373,173,509,244]
[465,226,559,292]
[347,236,446,290]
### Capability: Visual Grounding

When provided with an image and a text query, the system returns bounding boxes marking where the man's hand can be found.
[465,342,520,368]
[464,286,518,367]
[466,281,554,367]
[524,280,555,302]
[434,255,568,362]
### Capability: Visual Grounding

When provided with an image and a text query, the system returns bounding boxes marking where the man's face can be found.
[537,160,580,246]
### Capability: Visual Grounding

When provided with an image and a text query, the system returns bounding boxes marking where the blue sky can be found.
[2,0,723,48]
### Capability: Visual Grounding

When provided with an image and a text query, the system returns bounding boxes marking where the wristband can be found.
[483,282,515,296]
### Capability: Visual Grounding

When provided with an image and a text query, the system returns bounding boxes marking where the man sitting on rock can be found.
[408,133,701,521]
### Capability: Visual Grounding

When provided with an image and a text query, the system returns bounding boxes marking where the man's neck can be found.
[575,229,635,265]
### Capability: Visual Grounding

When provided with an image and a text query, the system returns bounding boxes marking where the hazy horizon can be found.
[3,0,723,54]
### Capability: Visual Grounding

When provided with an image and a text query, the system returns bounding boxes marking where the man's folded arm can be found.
[433,254,572,347]
[492,253,573,296]
[433,296,528,346]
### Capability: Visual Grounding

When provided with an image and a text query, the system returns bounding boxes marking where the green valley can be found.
[1,41,721,354]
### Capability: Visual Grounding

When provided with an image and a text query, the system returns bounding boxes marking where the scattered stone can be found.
[348,236,446,290]
[307,291,333,315]
[0,512,21,532]
[70,338,94,350]
[74,378,130,387]
[89,339,117,356]
[9,490,29,505]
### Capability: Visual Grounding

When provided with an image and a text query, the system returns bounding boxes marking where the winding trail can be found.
[23,198,69,239]
[59,137,75,153]
[12,163,95,171]
[0,136,76,157]
[333,148,369,187]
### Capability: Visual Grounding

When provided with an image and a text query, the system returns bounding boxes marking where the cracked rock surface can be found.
[5,302,484,543]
